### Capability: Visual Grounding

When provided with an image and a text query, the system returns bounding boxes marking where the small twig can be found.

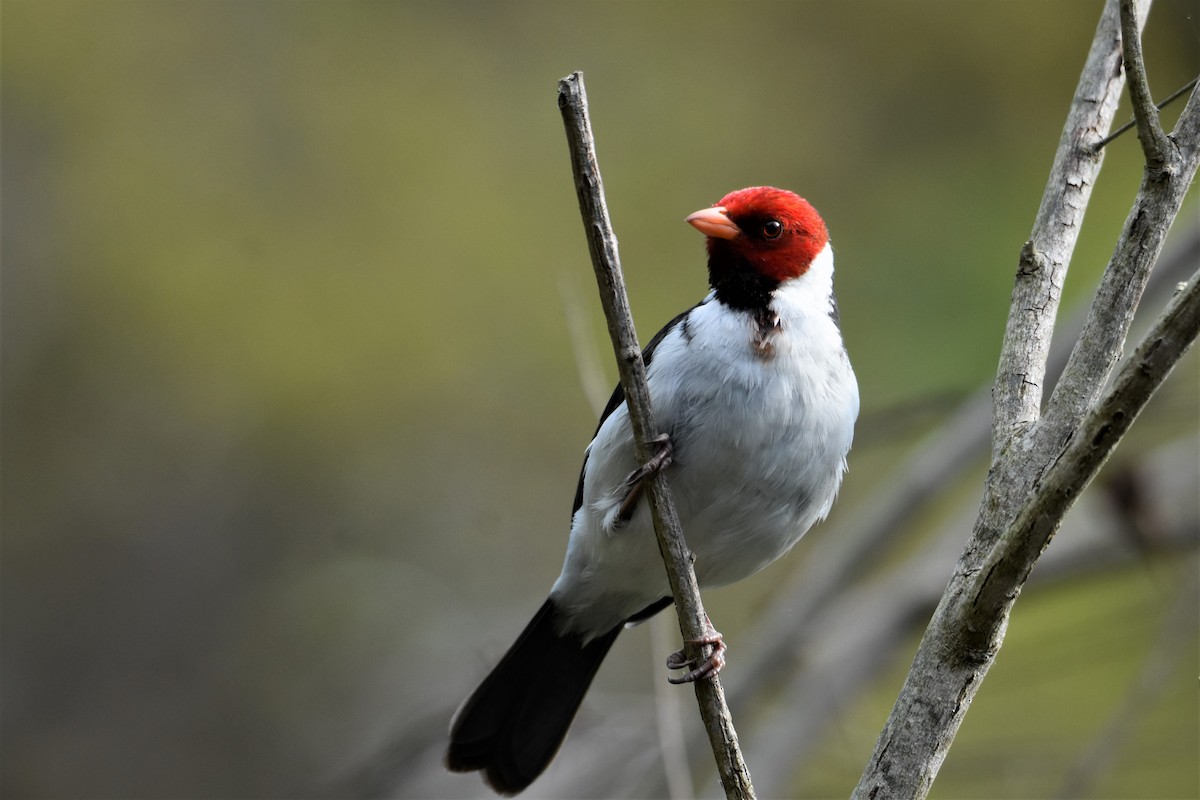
[1119,0,1173,167]
[1094,76,1199,150]
[556,70,756,800]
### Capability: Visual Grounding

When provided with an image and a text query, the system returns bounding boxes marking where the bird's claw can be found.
[666,620,726,684]
[624,433,673,488]
[613,434,674,527]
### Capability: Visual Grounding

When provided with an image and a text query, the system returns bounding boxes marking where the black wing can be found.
[569,300,705,517]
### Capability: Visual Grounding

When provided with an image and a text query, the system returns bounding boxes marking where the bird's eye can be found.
[762,220,783,239]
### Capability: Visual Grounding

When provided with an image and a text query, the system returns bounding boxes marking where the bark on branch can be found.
[556,71,757,800]
[1119,0,1173,166]
[852,0,1200,796]
[972,264,1200,620]
[990,0,1141,447]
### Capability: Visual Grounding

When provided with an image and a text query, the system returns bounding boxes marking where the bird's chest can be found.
[651,310,849,490]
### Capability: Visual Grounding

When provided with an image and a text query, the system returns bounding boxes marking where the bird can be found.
[446,186,859,795]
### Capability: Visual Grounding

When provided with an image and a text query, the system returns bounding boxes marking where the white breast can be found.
[552,245,858,641]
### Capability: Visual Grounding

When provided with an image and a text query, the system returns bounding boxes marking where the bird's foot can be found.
[614,434,673,526]
[666,617,726,684]
[623,433,673,488]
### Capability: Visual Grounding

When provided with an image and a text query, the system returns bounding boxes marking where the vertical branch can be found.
[1041,1,1198,436]
[990,0,1140,450]
[556,71,756,800]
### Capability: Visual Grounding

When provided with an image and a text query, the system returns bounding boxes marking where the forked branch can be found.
[853,0,1200,796]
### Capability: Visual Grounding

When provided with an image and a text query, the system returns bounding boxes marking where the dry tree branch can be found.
[852,0,1200,796]
[1119,0,1173,166]
[556,71,757,800]
[991,0,1141,447]
[970,263,1200,627]
[1043,1,1198,443]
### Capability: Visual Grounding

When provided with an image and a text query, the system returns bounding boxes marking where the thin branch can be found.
[558,277,695,798]
[556,71,756,800]
[1119,0,1172,167]
[1041,10,1200,446]
[1093,76,1199,150]
[561,264,695,800]
[1039,0,1187,436]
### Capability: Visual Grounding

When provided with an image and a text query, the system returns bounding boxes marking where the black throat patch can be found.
[707,248,780,315]
[707,243,782,357]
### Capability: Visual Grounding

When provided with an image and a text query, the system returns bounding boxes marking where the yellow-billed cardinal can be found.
[446,187,859,794]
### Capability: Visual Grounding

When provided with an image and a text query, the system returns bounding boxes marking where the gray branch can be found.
[972,260,1200,626]
[990,0,1142,449]
[852,0,1200,796]
[556,71,757,800]
[1119,0,1173,166]
[1044,2,1196,438]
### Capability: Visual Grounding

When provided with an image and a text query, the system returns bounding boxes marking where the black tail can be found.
[445,599,620,795]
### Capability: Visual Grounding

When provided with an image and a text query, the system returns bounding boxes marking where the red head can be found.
[686,186,829,285]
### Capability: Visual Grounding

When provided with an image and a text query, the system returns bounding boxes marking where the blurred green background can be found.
[3,1,1197,798]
